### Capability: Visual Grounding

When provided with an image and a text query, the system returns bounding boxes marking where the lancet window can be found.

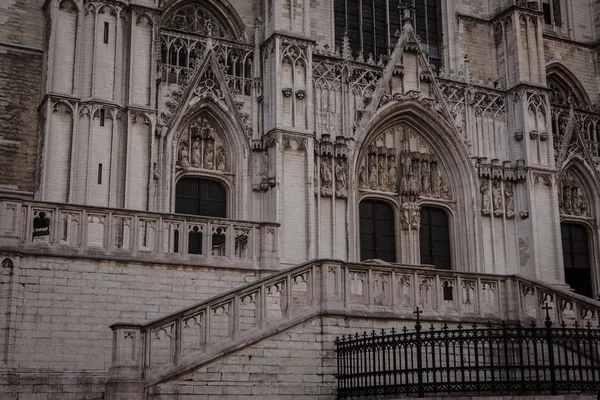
[159,3,253,94]
[334,0,441,69]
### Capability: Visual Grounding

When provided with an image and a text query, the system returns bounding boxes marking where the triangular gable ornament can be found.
[160,48,248,141]
[354,1,459,139]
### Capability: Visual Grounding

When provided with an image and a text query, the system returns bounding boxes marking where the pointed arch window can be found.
[359,199,396,262]
[542,0,562,28]
[561,222,592,297]
[159,4,253,91]
[334,0,441,70]
[419,206,451,270]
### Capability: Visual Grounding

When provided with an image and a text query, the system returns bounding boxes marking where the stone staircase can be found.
[105,259,600,399]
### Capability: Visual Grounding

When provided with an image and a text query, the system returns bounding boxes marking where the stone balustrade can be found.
[0,197,279,270]
[107,259,600,398]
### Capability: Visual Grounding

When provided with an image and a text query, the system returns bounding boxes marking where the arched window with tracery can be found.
[334,0,441,70]
[159,2,253,94]
[548,67,600,158]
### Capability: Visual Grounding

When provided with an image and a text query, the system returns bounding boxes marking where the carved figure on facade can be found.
[178,141,190,167]
[335,158,348,198]
[504,181,515,219]
[176,116,227,173]
[321,156,333,197]
[216,146,226,171]
[359,164,368,189]
[204,139,215,169]
[191,136,201,167]
[492,180,504,217]
[387,154,397,192]
[368,153,378,189]
[558,170,590,217]
[378,152,387,190]
[480,180,491,216]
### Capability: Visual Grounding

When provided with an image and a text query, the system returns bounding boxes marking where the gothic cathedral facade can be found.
[2,0,600,397]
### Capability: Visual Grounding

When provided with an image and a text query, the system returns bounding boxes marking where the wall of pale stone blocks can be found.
[4,256,261,372]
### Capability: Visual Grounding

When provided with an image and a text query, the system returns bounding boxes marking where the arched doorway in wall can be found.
[175,177,227,254]
[419,206,451,270]
[359,199,396,262]
[561,222,592,297]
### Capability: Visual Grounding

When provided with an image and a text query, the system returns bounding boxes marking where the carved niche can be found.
[558,170,591,217]
[357,125,452,201]
[315,134,349,199]
[176,116,228,172]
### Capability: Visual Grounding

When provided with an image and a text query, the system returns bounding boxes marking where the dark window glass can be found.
[561,223,592,297]
[334,0,441,68]
[97,164,102,185]
[175,178,227,218]
[99,109,105,126]
[103,22,109,44]
[359,200,396,262]
[419,206,451,269]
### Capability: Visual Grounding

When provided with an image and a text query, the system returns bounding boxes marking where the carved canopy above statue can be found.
[176,116,228,173]
[358,123,452,201]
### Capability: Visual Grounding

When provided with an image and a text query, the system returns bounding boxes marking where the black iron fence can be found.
[335,307,600,398]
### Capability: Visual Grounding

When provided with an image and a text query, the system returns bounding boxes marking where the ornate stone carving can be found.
[320,156,333,197]
[387,154,397,192]
[492,180,504,217]
[480,180,491,216]
[176,116,227,172]
[558,170,590,217]
[335,158,348,198]
[400,196,420,230]
[504,181,515,219]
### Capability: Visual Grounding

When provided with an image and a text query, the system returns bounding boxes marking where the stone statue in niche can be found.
[335,158,348,198]
[368,154,378,189]
[359,164,368,189]
[421,160,430,194]
[191,136,201,167]
[400,196,420,230]
[387,154,397,192]
[378,153,387,190]
[178,141,190,167]
[480,180,491,216]
[504,181,515,219]
[430,162,440,197]
[204,139,214,169]
[216,146,226,171]
[321,156,333,197]
[578,194,588,217]
[440,179,451,200]
[492,180,503,217]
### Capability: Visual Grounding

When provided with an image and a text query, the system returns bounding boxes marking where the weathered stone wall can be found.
[0,48,42,193]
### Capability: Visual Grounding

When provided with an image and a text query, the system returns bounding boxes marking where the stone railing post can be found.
[321,261,345,313]
[259,224,279,269]
[105,323,144,400]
